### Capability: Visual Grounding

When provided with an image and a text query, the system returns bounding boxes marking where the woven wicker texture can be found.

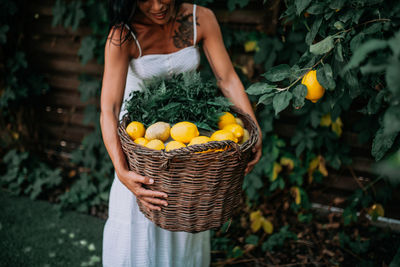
[118,107,259,233]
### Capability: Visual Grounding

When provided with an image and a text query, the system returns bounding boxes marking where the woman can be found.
[100,0,262,266]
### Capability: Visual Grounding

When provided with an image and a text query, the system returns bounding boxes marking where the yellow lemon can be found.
[165,141,186,152]
[188,136,212,146]
[218,112,237,129]
[188,136,213,153]
[170,121,199,143]
[210,129,238,143]
[368,203,384,218]
[239,129,250,145]
[134,137,149,146]
[126,121,145,140]
[145,122,170,142]
[223,123,244,142]
[145,139,165,150]
[244,40,259,52]
[301,70,325,103]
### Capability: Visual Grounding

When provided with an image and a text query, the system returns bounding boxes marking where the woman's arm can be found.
[198,7,262,173]
[100,29,168,210]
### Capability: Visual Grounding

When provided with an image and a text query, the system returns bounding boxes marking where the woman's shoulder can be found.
[106,26,138,59]
[179,3,215,19]
[191,4,219,39]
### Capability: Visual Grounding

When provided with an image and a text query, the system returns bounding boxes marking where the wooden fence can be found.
[24,0,399,218]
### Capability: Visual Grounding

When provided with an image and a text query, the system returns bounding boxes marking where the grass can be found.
[0,190,105,267]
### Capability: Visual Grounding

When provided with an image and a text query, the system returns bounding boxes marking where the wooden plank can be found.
[29,36,81,57]
[41,90,89,109]
[33,55,103,76]
[28,20,92,37]
[47,74,81,91]
[41,123,93,144]
[44,140,82,154]
[40,107,89,127]
[215,9,265,25]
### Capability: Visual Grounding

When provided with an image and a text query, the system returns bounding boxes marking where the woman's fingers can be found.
[131,172,155,185]
[245,145,262,174]
[141,196,168,207]
[136,187,168,199]
[139,199,160,211]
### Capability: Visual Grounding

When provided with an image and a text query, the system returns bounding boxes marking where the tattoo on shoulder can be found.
[173,14,199,48]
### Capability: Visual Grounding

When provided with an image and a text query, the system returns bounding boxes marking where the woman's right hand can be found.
[117,169,168,211]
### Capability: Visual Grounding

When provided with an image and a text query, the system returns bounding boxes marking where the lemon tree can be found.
[243,0,400,239]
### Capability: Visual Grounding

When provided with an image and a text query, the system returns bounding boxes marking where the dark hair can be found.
[108,0,183,45]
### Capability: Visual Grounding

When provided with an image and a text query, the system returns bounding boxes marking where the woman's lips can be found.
[151,10,167,20]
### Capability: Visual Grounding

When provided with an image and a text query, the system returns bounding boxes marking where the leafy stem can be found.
[275,50,332,92]
[334,18,391,37]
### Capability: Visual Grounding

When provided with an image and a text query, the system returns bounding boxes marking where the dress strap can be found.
[124,24,142,58]
[193,4,197,46]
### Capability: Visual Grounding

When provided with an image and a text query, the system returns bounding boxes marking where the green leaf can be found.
[305,17,323,45]
[273,91,293,115]
[306,3,326,15]
[383,106,400,136]
[335,42,344,62]
[317,64,336,90]
[257,92,275,106]
[334,21,345,30]
[52,0,67,27]
[372,128,399,161]
[295,0,312,15]
[310,36,334,55]
[386,58,400,95]
[350,32,365,53]
[0,25,10,44]
[388,30,400,58]
[78,76,101,101]
[78,36,97,65]
[245,235,259,245]
[263,64,291,82]
[310,109,321,128]
[360,62,387,74]
[246,83,275,95]
[364,23,383,35]
[70,1,85,31]
[345,71,361,99]
[344,39,387,72]
[329,0,346,9]
[291,84,307,109]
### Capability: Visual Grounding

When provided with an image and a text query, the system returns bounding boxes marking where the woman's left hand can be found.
[245,135,262,174]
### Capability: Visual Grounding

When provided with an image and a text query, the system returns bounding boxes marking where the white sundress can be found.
[102,5,211,267]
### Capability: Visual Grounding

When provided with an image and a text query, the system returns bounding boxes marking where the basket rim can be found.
[118,106,259,158]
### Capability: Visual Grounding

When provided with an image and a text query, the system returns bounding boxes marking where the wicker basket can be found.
[118,107,259,233]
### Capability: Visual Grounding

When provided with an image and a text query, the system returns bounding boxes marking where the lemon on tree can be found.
[301,70,325,103]
[223,123,244,142]
[165,141,186,152]
[170,121,199,143]
[145,139,165,150]
[145,122,170,142]
[218,112,236,129]
[126,121,145,140]
[134,137,149,146]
